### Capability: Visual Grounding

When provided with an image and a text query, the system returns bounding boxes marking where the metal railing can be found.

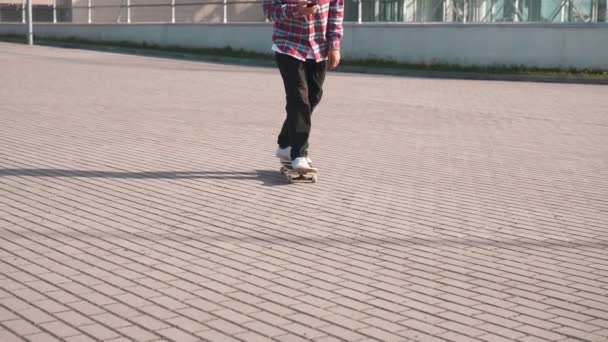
[1,0,606,24]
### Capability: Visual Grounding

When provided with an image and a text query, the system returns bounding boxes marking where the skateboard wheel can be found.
[287,176,294,184]
[311,175,318,183]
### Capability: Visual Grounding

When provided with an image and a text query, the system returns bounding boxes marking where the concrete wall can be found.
[1,22,607,70]
[345,23,608,70]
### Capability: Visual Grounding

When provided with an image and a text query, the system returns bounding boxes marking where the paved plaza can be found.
[0,42,607,342]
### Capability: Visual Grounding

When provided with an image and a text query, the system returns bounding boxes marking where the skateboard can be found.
[280,161,319,183]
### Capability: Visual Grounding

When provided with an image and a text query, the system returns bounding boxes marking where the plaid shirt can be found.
[263,0,344,62]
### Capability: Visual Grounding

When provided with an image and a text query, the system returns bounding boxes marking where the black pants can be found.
[275,52,327,160]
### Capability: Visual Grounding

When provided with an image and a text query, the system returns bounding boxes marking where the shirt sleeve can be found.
[263,0,302,21]
[327,0,344,49]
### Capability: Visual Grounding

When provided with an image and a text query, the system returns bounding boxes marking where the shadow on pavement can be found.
[0,168,289,186]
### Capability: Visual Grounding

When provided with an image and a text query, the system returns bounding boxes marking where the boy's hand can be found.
[328,49,340,70]
[297,1,318,15]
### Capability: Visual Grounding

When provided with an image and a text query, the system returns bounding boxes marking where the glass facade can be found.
[344,0,608,22]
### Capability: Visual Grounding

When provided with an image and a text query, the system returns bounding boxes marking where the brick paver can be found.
[0,41,607,341]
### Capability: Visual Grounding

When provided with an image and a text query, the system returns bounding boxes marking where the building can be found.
[0,0,606,23]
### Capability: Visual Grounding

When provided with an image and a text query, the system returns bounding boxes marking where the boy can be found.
[263,0,344,170]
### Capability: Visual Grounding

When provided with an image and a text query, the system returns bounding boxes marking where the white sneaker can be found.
[276,146,291,163]
[291,157,311,170]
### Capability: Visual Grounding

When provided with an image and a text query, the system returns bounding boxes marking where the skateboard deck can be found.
[280,161,319,183]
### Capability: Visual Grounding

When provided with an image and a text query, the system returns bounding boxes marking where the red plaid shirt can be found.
[263,0,344,62]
